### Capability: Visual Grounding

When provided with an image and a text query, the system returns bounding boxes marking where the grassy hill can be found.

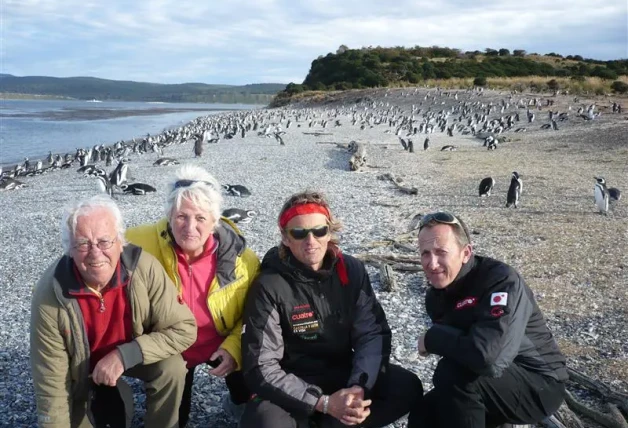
[0,74,286,104]
[271,46,628,106]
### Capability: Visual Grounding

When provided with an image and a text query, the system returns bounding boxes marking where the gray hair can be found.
[165,164,223,228]
[61,195,126,254]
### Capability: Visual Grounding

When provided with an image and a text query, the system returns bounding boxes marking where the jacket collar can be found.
[444,255,477,297]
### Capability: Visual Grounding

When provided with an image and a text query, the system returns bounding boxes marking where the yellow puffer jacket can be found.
[126,217,260,369]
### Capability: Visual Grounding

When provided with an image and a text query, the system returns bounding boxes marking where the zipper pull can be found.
[98,298,106,313]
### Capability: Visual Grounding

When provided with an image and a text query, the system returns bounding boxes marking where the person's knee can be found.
[432,358,472,390]
[138,355,187,389]
[387,364,424,399]
[240,400,297,428]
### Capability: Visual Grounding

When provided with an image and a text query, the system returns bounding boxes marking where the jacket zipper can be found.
[87,286,105,312]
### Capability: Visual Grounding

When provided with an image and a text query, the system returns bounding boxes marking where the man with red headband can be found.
[240,190,422,428]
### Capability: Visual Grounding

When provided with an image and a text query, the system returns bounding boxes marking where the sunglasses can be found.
[286,225,330,240]
[419,212,470,243]
[174,179,216,189]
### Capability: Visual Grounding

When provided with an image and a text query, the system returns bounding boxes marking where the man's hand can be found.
[208,349,236,377]
[92,349,125,386]
[418,333,429,357]
[318,386,372,426]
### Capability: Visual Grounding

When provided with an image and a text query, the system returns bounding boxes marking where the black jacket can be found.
[242,246,391,415]
[424,255,568,381]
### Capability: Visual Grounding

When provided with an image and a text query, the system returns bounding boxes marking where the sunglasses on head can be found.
[174,179,216,189]
[286,225,330,240]
[419,212,471,242]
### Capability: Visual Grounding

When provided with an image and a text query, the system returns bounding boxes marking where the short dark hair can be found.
[419,212,471,248]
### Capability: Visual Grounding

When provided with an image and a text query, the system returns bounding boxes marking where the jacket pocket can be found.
[209,276,248,333]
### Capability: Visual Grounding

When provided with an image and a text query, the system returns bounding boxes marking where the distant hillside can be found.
[0,74,286,104]
[272,46,628,105]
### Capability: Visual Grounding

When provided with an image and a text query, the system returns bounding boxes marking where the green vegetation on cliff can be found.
[272,46,628,106]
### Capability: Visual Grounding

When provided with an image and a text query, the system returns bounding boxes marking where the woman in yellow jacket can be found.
[126,164,260,427]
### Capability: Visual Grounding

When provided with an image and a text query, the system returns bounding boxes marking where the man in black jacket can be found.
[241,190,422,428]
[408,212,568,428]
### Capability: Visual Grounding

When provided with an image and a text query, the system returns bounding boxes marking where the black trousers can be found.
[240,364,423,428]
[179,365,251,428]
[407,358,565,428]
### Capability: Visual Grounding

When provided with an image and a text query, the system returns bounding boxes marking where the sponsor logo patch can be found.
[491,306,505,317]
[290,304,320,339]
[490,292,508,306]
[455,297,477,310]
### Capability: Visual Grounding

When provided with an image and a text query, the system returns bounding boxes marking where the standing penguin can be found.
[594,177,609,214]
[479,177,495,197]
[193,137,203,158]
[109,160,129,188]
[423,137,430,151]
[506,172,522,208]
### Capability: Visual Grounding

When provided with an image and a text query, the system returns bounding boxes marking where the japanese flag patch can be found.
[490,292,508,306]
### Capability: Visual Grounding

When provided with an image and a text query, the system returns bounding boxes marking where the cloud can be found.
[2,0,626,84]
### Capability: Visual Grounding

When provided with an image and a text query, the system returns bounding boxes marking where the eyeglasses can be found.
[286,225,330,240]
[73,238,117,252]
[174,179,215,189]
[419,212,471,243]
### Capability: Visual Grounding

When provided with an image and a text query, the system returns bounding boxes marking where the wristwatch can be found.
[322,395,330,414]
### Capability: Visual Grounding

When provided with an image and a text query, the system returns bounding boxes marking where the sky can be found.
[2,0,627,86]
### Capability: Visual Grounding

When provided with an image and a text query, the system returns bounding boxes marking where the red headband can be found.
[279,203,330,229]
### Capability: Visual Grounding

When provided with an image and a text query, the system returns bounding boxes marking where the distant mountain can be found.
[0,74,286,104]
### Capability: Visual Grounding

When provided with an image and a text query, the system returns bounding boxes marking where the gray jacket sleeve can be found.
[425,269,532,377]
[242,279,323,415]
[347,262,392,392]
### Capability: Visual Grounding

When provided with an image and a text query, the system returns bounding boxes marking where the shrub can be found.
[473,76,487,86]
[547,79,560,91]
[611,80,628,94]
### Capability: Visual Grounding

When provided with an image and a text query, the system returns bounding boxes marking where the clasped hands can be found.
[319,385,372,426]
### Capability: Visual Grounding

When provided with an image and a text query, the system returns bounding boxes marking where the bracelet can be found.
[322,395,330,414]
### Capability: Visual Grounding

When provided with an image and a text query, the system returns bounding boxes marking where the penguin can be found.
[506,172,522,208]
[120,183,157,195]
[594,177,609,214]
[479,177,495,197]
[109,160,129,188]
[194,137,203,157]
[423,138,430,151]
[441,145,457,151]
[223,184,251,197]
[96,175,113,197]
[0,177,26,191]
[608,187,621,201]
[222,208,257,224]
[153,157,180,166]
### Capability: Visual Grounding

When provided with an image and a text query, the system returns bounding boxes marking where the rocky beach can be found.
[0,87,626,427]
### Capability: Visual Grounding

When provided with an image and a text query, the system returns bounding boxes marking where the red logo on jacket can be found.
[455,297,477,310]
[291,311,314,321]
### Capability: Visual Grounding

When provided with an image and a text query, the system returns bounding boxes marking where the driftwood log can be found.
[378,172,418,195]
[379,264,397,292]
[302,132,333,136]
[349,142,367,171]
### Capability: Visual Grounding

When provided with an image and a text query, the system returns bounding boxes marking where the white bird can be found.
[594,177,609,214]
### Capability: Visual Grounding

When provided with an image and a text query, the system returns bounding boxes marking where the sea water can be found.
[0,99,260,165]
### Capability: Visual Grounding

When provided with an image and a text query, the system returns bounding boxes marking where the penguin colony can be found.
[1,88,623,221]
